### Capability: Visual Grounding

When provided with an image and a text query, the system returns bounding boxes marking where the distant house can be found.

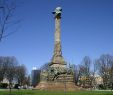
[94,74,103,85]
[77,74,103,88]
[2,78,9,84]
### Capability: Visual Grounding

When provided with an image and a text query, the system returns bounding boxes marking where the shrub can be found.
[98,84,105,90]
[0,83,8,88]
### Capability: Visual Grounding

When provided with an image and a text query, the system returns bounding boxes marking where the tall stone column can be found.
[51,7,65,66]
[54,12,62,57]
[36,7,76,90]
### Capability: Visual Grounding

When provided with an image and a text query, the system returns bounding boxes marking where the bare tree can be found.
[0,56,28,90]
[15,64,27,87]
[96,54,113,89]
[0,0,20,41]
[82,56,91,76]
[78,56,92,88]
[0,57,4,82]
[5,56,18,93]
[26,75,31,87]
[71,64,79,85]
[90,60,98,90]
[20,75,31,89]
[78,64,86,87]
[0,56,9,82]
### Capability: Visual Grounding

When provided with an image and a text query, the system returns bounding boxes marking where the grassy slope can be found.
[0,90,113,95]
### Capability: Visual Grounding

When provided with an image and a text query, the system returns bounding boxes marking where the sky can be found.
[0,0,113,73]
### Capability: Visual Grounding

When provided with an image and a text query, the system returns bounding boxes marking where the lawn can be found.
[0,90,113,95]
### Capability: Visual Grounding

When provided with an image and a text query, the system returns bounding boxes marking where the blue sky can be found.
[0,0,113,73]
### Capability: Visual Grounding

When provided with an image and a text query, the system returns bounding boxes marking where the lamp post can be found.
[64,63,67,95]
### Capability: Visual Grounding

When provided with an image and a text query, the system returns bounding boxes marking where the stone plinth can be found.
[35,81,83,91]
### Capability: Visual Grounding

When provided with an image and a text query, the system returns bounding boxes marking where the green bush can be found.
[98,84,105,90]
[0,83,8,88]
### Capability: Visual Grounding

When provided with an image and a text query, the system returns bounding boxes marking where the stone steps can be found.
[35,82,84,91]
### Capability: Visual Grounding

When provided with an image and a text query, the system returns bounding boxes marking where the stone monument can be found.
[50,7,65,67]
[36,7,78,91]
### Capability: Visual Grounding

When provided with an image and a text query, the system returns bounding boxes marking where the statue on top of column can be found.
[52,7,62,18]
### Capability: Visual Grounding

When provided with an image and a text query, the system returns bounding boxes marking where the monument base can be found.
[35,63,84,91]
[35,81,84,91]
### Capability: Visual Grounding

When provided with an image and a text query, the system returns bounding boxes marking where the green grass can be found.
[0,90,113,95]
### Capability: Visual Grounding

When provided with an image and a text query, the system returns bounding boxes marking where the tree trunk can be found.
[9,83,12,95]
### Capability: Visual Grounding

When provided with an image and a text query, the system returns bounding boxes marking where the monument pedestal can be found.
[35,81,82,91]
[35,72,84,91]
